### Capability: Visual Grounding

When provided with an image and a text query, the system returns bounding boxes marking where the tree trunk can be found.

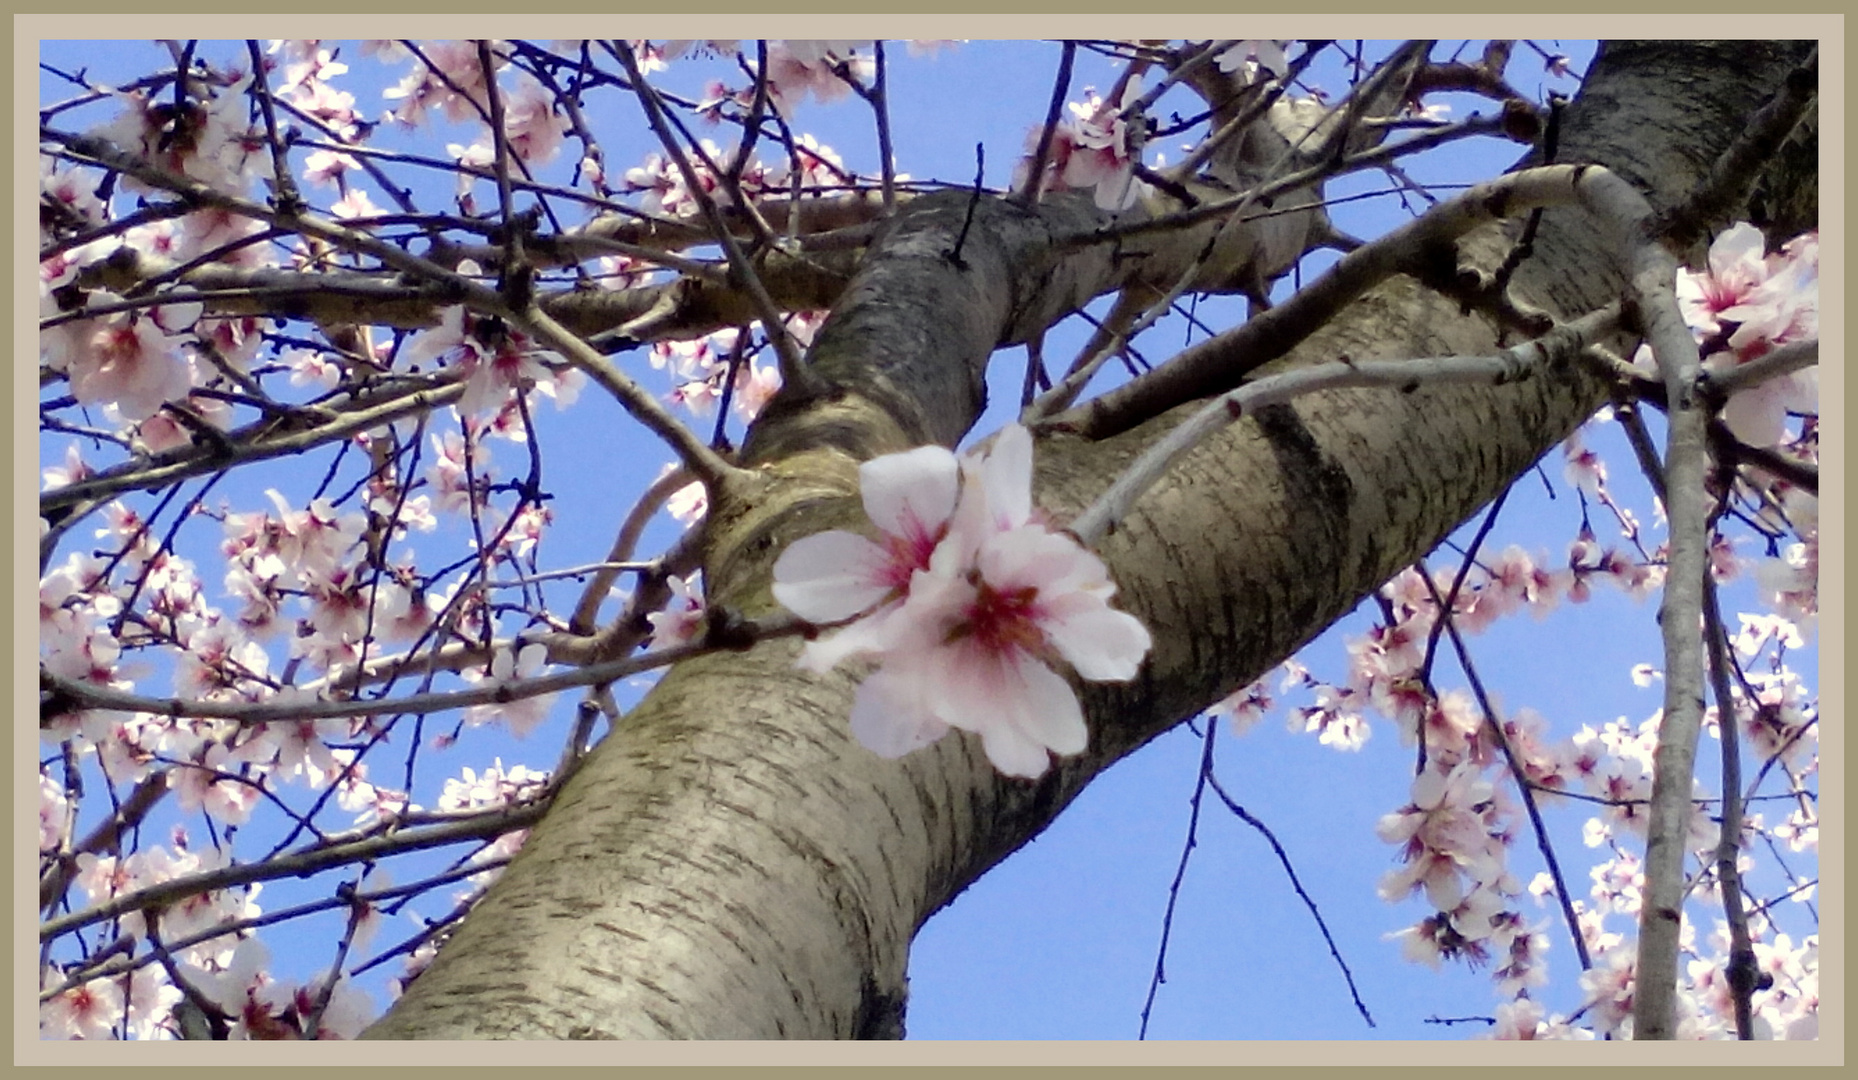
[361,41,1814,1040]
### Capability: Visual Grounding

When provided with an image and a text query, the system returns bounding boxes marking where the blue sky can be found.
[37,37,1819,1042]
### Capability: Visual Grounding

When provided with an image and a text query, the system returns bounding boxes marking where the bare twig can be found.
[1016,41,1076,207]
[1204,769,1376,1027]
[1138,718,1216,1039]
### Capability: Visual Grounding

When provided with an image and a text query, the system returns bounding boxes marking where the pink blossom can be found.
[1292,683,1370,751]
[664,40,742,61]
[1677,224,1819,445]
[502,78,569,164]
[41,975,125,1040]
[288,349,344,389]
[1207,678,1272,736]
[66,311,192,421]
[772,441,963,669]
[774,424,1150,777]
[288,77,362,139]
[42,444,93,491]
[645,573,706,651]
[1376,761,1506,909]
[654,464,708,524]
[844,523,1149,776]
[771,134,846,192]
[280,46,347,93]
[462,642,557,737]
[1215,40,1289,85]
[426,429,491,515]
[177,207,273,268]
[438,759,548,812]
[40,157,106,241]
[762,41,874,111]
[404,305,557,417]
[731,357,783,421]
[1015,78,1146,210]
[384,40,501,127]
[92,75,263,195]
[1488,997,1546,1040]
[302,148,361,188]
[40,771,71,853]
[1676,222,1782,341]
[168,742,261,825]
[1578,950,1638,1037]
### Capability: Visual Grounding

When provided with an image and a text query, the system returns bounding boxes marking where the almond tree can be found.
[38,37,1820,1041]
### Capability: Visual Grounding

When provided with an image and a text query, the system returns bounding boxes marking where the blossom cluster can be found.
[772,425,1151,778]
[1202,421,1816,1038]
[401,295,584,422]
[1014,78,1147,211]
[41,832,369,1041]
[621,134,849,217]
[1666,222,1819,447]
[645,313,818,422]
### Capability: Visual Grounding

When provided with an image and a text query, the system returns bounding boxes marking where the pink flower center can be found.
[880,521,944,590]
[953,579,1046,655]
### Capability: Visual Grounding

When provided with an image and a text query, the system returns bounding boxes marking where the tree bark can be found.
[361,41,1815,1040]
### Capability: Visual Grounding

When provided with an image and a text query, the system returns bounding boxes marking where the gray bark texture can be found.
[360,41,1816,1040]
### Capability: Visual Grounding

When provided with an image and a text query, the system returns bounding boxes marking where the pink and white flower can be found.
[773,424,1151,778]
[645,573,707,652]
[1215,40,1289,85]
[1675,223,1819,446]
[1015,78,1147,211]
[462,642,557,737]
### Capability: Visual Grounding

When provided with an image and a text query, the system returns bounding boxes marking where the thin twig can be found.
[1138,719,1216,1039]
[1203,769,1376,1027]
[610,41,809,390]
[1420,570,1593,974]
[1016,41,1076,207]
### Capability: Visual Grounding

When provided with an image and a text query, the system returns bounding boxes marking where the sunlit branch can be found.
[1050,162,1604,442]
[42,377,466,519]
[1699,338,1817,401]
[1068,304,1622,546]
[570,462,695,631]
[1620,162,1713,1039]
[38,825,531,959]
[1702,574,1759,1039]
[509,303,742,489]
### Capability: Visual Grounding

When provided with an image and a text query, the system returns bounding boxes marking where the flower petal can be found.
[976,423,1034,530]
[848,662,949,758]
[859,444,959,546]
[771,530,894,621]
[1042,594,1151,681]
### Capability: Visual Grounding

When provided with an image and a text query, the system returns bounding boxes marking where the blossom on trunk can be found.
[773,424,1151,778]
